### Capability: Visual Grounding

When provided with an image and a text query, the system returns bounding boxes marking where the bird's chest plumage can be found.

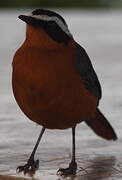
[12,42,97,129]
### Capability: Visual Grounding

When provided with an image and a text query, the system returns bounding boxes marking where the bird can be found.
[12,9,117,177]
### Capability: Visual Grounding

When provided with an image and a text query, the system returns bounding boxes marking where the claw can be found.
[57,168,67,178]
[57,162,77,177]
[16,159,39,177]
[16,165,25,173]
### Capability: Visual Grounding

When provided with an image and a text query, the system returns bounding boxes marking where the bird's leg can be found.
[17,127,45,177]
[57,125,77,177]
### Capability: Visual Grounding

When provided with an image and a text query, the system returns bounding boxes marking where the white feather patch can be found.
[29,13,72,37]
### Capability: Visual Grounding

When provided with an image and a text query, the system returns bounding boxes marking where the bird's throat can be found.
[25,24,65,48]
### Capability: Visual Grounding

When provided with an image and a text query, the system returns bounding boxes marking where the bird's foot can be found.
[16,158,39,177]
[57,161,77,177]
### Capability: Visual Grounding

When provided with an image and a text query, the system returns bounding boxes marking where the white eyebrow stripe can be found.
[29,14,72,37]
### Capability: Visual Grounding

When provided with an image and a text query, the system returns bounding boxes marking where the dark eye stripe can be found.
[32,9,66,25]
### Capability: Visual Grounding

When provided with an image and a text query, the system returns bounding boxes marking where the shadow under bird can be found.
[12,9,117,177]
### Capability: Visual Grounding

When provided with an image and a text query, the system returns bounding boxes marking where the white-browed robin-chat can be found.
[12,9,117,177]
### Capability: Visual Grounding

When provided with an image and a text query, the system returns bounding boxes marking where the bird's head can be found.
[19,9,73,45]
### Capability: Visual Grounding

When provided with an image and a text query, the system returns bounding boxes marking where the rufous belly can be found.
[12,43,98,129]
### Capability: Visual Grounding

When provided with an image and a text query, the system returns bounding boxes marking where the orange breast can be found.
[12,40,98,129]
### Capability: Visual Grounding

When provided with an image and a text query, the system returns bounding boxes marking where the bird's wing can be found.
[75,43,102,99]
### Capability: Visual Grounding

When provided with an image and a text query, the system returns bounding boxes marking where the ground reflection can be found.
[57,156,119,180]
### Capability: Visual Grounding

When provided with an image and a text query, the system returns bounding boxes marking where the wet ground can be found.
[0,9,122,179]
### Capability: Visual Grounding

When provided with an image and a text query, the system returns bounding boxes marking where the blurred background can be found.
[0,0,122,8]
[0,1,122,180]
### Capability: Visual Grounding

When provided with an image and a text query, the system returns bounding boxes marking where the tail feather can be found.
[85,109,117,140]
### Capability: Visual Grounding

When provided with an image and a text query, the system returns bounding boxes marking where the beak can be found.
[18,15,45,27]
[18,15,34,24]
